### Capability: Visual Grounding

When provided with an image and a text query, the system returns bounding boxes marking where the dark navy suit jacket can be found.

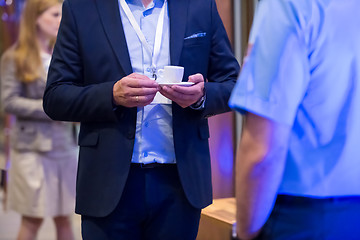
[43,0,240,217]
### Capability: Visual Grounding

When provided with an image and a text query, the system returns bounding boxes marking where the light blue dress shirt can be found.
[229,0,360,197]
[118,0,176,164]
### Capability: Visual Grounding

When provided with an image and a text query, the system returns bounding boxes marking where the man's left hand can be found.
[159,73,205,108]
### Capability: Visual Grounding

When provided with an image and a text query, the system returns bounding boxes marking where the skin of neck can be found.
[37,30,52,54]
[142,0,152,8]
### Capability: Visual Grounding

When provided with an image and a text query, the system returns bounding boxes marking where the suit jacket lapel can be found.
[168,0,189,66]
[95,0,133,75]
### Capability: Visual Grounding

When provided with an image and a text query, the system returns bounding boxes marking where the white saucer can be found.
[159,82,195,86]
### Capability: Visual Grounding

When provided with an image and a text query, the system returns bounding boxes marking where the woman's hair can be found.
[14,0,62,83]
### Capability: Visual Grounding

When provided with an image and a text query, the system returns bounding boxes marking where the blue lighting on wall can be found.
[216,126,234,175]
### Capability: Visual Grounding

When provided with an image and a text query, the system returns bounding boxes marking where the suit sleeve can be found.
[43,0,119,123]
[202,0,240,118]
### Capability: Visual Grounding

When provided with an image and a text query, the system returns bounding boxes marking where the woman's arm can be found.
[1,50,50,121]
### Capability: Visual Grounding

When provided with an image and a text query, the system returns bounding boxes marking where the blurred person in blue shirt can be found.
[229,0,360,239]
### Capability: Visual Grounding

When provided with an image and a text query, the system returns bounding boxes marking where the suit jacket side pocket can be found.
[11,120,52,152]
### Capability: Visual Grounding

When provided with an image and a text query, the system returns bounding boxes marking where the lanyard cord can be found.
[120,0,167,78]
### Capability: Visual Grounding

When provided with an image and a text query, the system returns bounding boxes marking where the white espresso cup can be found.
[157,66,184,84]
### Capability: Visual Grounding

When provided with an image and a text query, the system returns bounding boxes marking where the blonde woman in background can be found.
[0,0,78,239]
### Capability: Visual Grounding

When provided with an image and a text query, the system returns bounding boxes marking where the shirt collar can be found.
[126,0,164,10]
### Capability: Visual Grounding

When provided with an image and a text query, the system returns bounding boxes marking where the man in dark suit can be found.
[43,0,239,239]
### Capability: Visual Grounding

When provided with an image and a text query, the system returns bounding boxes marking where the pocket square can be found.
[184,32,207,40]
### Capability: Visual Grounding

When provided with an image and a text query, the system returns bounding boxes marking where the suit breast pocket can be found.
[181,39,210,76]
[183,37,207,47]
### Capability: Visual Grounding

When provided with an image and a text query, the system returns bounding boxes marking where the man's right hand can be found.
[113,73,160,108]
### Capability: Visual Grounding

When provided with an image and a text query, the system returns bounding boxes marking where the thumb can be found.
[188,73,204,83]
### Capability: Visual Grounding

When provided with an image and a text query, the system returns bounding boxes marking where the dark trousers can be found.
[81,164,201,240]
[255,194,360,240]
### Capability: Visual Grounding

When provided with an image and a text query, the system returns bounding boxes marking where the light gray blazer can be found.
[0,47,53,152]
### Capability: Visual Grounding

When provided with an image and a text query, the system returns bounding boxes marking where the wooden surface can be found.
[197,198,236,240]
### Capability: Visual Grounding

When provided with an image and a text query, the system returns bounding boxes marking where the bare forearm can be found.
[236,149,285,239]
[235,113,290,239]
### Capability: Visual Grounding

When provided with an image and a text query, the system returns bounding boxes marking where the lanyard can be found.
[120,0,167,79]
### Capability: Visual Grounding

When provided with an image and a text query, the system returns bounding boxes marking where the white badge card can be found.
[151,77,172,104]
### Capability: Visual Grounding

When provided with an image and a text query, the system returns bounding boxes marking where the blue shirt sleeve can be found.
[229,0,311,126]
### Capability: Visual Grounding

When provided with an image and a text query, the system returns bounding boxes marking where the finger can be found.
[128,72,151,80]
[126,78,159,88]
[159,86,195,102]
[188,73,204,83]
[170,85,201,95]
[113,82,157,99]
[168,83,204,99]
[120,73,158,87]
[134,93,157,106]
[130,87,159,97]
